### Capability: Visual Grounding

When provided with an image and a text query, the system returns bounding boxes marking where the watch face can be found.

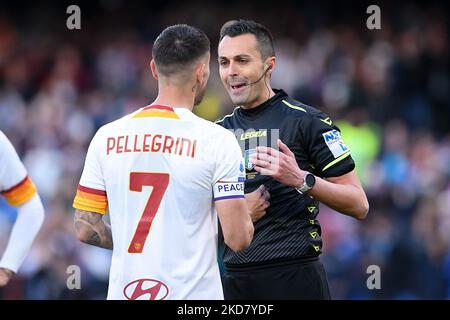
[305,173,316,187]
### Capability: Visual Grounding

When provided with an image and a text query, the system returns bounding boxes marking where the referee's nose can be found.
[227,61,239,78]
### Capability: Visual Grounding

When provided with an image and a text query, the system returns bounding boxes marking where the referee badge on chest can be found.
[243,148,258,179]
[244,148,256,171]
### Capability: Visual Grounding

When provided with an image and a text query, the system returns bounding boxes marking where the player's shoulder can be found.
[0,130,7,146]
[194,114,237,142]
[0,129,10,145]
[93,110,139,138]
[0,130,15,154]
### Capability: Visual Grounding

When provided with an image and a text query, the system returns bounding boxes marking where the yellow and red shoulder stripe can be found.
[1,176,37,207]
[73,185,108,214]
[133,105,180,119]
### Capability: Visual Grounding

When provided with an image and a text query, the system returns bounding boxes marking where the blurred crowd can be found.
[0,0,448,299]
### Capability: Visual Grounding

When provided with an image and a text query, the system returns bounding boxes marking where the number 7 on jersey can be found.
[128,172,170,253]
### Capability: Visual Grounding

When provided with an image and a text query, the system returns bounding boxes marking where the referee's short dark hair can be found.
[220,20,275,59]
[152,24,210,76]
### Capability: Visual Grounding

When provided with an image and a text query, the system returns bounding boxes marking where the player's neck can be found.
[152,85,195,111]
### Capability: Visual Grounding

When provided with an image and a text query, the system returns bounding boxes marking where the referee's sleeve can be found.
[302,114,355,178]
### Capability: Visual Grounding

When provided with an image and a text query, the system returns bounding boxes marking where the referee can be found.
[216,20,369,299]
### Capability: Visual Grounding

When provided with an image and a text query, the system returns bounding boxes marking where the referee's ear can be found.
[150,59,158,80]
[265,56,276,74]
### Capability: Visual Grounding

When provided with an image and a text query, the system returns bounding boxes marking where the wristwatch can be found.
[295,173,316,194]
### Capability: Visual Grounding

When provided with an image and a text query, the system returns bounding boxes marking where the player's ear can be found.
[196,62,206,84]
[195,53,210,84]
[150,59,158,80]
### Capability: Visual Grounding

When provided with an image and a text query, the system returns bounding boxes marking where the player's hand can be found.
[251,139,306,188]
[0,268,14,287]
[245,185,270,223]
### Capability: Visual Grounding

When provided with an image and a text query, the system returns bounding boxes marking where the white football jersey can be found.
[0,130,37,206]
[73,105,245,300]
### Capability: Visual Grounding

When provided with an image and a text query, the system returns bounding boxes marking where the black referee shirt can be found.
[216,89,355,267]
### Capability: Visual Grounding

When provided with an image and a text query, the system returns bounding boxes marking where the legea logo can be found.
[123,278,169,300]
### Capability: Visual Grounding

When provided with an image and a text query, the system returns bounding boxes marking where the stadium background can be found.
[0,0,448,299]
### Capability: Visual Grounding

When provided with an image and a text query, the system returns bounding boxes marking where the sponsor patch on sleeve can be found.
[322,130,349,158]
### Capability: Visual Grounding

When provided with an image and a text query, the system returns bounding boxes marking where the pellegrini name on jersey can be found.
[106,134,197,158]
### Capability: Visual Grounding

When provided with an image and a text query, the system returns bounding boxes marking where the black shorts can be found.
[222,258,331,300]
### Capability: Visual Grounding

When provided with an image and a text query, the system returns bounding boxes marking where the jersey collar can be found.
[238,89,287,118]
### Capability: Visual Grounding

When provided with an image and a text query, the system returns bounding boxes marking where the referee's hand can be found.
[251,139,306,188]
[245,185,270,223]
